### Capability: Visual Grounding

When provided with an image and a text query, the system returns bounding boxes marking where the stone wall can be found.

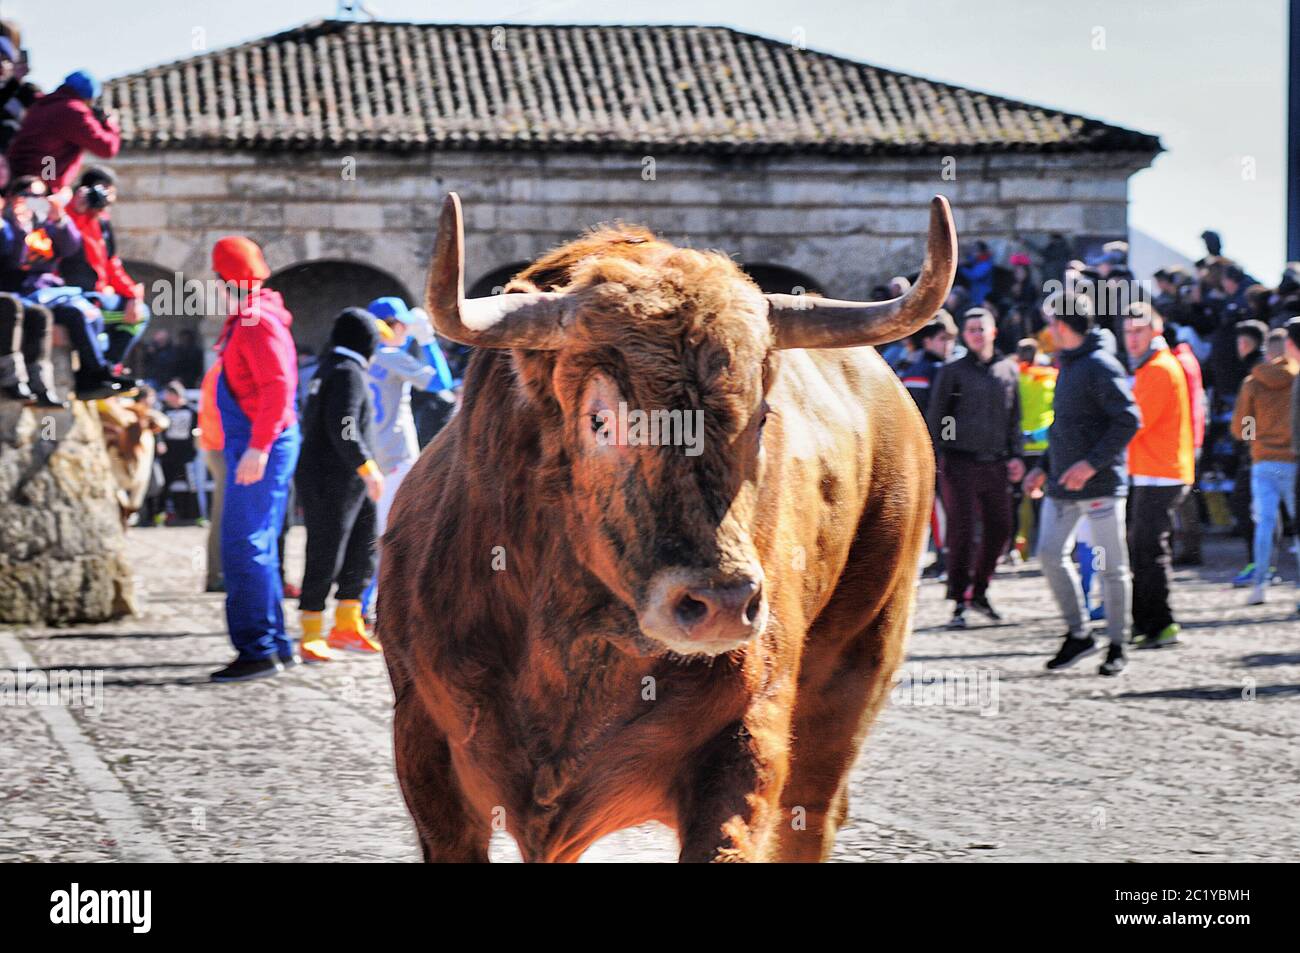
[108,147,1152,344]
[0,351,135,625]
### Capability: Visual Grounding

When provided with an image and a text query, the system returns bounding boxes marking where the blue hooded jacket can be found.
[1040,328,1141,499]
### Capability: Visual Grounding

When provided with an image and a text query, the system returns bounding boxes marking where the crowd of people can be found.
[0,22,151,406]
[2,17,1293,684]
[0,22,465,682]
[893,235,1300,676]
[197,239,459,682]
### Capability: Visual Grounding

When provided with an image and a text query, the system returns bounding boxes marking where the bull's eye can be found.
[758,405,770,431]
[588,413,605,434]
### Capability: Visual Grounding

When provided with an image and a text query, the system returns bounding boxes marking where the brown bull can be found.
[380,193,956,862]
[97,397,168,528]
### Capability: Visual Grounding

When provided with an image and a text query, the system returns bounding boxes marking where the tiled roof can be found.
[102,19,1161,156]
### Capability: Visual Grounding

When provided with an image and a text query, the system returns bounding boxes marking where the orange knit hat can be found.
[212,236,270,283]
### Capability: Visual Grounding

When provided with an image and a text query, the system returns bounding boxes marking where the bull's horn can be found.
[764,195,958,349]
[425,192,571,350]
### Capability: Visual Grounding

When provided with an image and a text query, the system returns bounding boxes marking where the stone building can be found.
[101,19,1161,352]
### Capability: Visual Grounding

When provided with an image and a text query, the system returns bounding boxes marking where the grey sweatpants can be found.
[1038,494,1131,645]
[204,449,226,589]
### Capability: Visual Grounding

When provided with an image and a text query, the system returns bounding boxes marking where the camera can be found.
[85,183,112,210]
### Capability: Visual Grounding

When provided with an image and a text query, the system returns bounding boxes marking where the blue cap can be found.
[64,70,101,100]
[367,296,410,322]
[1086,249,1125,268]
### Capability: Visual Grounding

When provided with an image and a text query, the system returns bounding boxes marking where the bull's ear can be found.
[425,193,573,350]
[766,196,957,349]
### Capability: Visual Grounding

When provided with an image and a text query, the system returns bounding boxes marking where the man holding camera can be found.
[64,165,150,368]
[6,70,119,191]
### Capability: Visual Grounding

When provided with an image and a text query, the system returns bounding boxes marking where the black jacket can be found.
[1040,329,1141,499]
[926,350,1022,461]
[299,309,379,481]
[898,349,949,417]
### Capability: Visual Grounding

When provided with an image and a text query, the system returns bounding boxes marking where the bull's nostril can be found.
[675,593,709,627]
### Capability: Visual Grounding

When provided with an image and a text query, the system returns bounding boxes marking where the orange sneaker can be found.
[327,599,381,654]
[298,611,336,663]
[327,628,381,653]
[299,637,336,663]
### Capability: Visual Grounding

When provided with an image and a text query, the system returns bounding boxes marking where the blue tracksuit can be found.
[218,373,301,660]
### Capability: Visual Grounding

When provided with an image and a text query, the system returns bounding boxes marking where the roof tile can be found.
[102,20,1161,156]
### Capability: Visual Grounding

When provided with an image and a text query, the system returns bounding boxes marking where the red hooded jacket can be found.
[1171,341,1206,450]
[6,84,121,190]
[67,207,140,298]
[215,288,298,452]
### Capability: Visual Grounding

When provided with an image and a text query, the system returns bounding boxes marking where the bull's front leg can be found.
[675,721,789,862]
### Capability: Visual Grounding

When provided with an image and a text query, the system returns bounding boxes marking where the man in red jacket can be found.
[5,70,118,192]
[210,236,301,683]
[63,166,149,368]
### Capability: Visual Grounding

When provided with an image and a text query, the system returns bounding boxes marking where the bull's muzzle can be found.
[638,568,768,656]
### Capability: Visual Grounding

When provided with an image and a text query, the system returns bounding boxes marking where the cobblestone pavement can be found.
[3,525,1297,862]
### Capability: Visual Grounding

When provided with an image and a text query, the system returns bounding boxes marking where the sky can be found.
[5,0,1288,280]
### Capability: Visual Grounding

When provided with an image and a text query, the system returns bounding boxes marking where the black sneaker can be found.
[278,652,301,668]
[1099,643,1126,676]
[73,376,127,401]
[946,604,967,629]
[2,381,34,403]
[32,389,68,409]
[968,595,1003,622]
[210,657,282,683]
[1046,634,1099,670]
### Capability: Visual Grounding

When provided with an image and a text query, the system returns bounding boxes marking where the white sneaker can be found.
[1246,585,1266,606]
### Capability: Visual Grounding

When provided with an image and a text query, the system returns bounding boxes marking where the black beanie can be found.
[1234,319,1267,349]
[1285,317,1300,352]
[329,307,380,360]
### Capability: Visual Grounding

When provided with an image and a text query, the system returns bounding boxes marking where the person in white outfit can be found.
[361,297,458,619]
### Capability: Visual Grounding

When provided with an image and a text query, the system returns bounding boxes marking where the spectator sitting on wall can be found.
[62,165,151,371]
[0,175,135,399]
[6,70,119,192]
[0,164,61,406]
[0,34,38,151]
[0,290,62,407]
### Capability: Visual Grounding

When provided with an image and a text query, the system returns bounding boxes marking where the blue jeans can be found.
[1250,461,1297,587]
[85,291,152,366]
[218,373,301,660]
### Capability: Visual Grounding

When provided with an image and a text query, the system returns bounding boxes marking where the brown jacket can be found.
[1232,356,1298,462]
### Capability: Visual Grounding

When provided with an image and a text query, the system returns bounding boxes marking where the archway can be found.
[266,260,414,357]
[468,262,531,298]
[739,263,824,297]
